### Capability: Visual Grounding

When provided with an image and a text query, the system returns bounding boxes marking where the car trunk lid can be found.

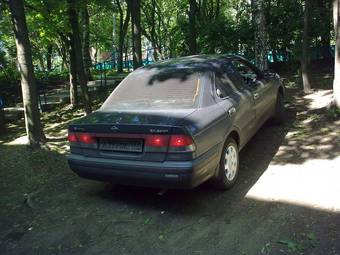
[68,109,196,162]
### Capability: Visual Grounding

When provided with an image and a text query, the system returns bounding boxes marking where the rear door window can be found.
[231,59,263,87]
[214,62,244,98]
[215,74,234,99]
[101,67,202,110]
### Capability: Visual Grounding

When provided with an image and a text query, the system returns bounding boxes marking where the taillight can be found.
[145,135,168,147]
[144,134,195,152]
[169,135,195,152]
[169,135,193,147]
[68,133,78,143]
[78,133,96,144]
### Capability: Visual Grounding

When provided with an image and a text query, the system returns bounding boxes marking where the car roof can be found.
[141,54,248,73]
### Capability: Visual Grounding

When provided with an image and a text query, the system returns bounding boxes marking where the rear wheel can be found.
[211,137,239,190]
[272,92,286,124]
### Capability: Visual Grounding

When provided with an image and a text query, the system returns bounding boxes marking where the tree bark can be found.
[9,0,45,146]
[117,0,130,73]
[68,34,78,107]
[67,0,92,114]
[252,0,268,71]
[319,0,332,59]
[301,0,312,93]
[46,45,52,71]
[149,0,158,60]
[128,0,142,69]
[57,41,69,69]
[38,53,46,72]
[188,0,198,55]
[81,4,92,81]
[333,0,340,107]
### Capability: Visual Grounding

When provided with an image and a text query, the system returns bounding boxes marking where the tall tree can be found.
[319,0,332,59]
[252,0,268,71]
[46,45,52,71]
[81,3,92,81]
[334,0,340,107]
[141,0,159,60]
[128,0,142,69]
[9,0,45,146]
[67,0,92,114]
[116,0,130,73]
[188,0,198,55]
[68,34,78,107]
[301,0,312,93]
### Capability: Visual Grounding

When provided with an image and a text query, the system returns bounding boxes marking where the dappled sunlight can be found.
[6,135,28,145]
[303,89,333,110]
[271,88,340,165]
[1,85,339,254]
[246,156,340,213]
[0,104,86,153]
[245,86,340,214]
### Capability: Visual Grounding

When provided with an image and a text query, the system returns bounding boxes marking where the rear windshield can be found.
[100,67,202,110]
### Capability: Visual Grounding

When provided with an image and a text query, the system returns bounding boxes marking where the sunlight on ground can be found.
[246,156,340,212]
[304,89,333,110]
[6,135,28,145]
[5,134,69,154]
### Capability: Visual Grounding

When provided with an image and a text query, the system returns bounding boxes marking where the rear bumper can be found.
[67,148,219,189]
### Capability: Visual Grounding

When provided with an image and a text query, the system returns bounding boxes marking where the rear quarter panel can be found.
[181,104,232,159]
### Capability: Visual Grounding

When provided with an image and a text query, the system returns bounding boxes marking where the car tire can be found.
[211,137,239,190]
[272,93,286,124]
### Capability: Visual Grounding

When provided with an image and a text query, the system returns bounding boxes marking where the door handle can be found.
[253,93,259,100]
[228,107,236,117]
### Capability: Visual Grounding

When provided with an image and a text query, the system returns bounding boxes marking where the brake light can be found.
[145,135,168,147]
[78,133,96,144]
[68,133,78,143]
[168,135,195,152]
[169,135,194,147]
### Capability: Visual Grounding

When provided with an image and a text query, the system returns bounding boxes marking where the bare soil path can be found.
[0,86,339,255]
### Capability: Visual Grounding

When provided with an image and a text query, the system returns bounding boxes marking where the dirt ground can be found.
[0,81,340,255]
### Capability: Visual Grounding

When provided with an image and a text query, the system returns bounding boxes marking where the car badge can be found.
[111,125,119,131]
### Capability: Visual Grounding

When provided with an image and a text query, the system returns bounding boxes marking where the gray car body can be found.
[67,54,284,188]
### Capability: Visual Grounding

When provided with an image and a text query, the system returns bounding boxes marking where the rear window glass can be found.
[100,67,202,110]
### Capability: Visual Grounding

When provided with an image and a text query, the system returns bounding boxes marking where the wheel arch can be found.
[227,130,240,149]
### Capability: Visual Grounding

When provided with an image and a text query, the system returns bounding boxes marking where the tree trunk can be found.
[38,54,46,72]
[81,4,92,81]
[301,0,312,93]
[9,0,45,146]
[58,41,69,69]
[150,0,158,61]
[68,34,78,107]
[125,43,129,72]
[67,0,92,114]
[117,0,130,73]
[333,0,340,107]
[252,0,268,71]
[320,0,332,59]
[188,0,198,55]
[129,0,143,69]
[46,45,52,71]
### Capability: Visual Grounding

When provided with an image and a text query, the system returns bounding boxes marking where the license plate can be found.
[99,139,143,153]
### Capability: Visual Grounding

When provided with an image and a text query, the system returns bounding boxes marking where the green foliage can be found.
[0,65,20,87]
[35,69,68,83]
[89,1,115,52]
[0,0,335,83]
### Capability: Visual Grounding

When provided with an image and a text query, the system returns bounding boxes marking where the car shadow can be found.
[95,106,296,216]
